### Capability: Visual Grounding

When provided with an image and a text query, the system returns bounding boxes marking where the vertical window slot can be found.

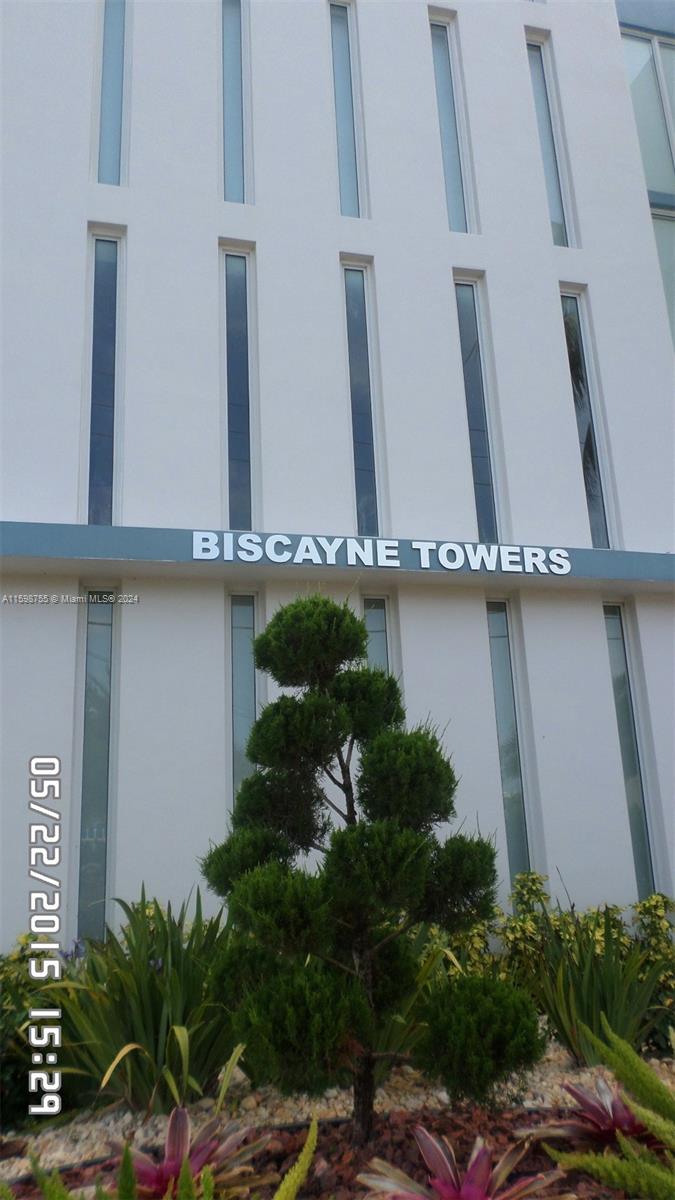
[225,253,252,531]
[364,598,389,671]
[88,238,118,526]
[487,602,530,884]
[561,294,609,548]
[223,0,245,203]
[78,592,114,941]
[330,4,361,217]
[527,43,568,246]
[344,266,378,537]
[455,282,497,543]
[604,605,654,898]
[431,23,468,232]
[231,595,256,797]
[98,0,125,185]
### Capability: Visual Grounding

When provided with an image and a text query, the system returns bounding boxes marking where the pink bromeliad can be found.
[112,1106,271,1198]
[358,1124,571,1200]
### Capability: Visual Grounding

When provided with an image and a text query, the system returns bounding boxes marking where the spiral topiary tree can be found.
[202,594,499,1142]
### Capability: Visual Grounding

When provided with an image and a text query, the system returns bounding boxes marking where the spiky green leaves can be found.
[358,726,458,832]
[329,668,404,742]
[200,828,293,899]
[231,958,373,1094]
[246,693,350,771]
[323,822,431,922]
[415,974,543,1103]
[232,770,330,852]
[254,595,367,687]
[418,834,497,932]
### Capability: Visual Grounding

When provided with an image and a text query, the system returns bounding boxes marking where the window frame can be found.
[228,591,258,801]
[84,226,126,527]
[329,1,369,219]
[221,0,252,204]
[219,241,259,531]
[525,30,577,248]
[453,271,501,543]
[95,0,130,187]
[428,11,478,234]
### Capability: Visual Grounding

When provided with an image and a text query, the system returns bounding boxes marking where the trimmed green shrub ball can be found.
[415,973,544,1103]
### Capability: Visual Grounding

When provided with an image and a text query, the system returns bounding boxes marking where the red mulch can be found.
[6,1106,627,1198]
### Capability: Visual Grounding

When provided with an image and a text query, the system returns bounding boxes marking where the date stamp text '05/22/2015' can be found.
[26,755,63,1116]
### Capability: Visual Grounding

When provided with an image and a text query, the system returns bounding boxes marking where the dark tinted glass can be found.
[226,255,251,530]
[232,595,255,795]
[345,268,378,536]
[487,602,530,884]
[78,593,114,941]
[455,284,497,543]
[364,598,388,671]
[561,295,609,548]
[604,605,654,898]
[88,240,117,525]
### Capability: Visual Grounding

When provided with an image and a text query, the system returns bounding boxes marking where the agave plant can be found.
[112,1106,273,1198]
[358,1125,570,1200]
[519,1076,649,1147]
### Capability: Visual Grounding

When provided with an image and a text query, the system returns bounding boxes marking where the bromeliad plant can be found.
[111,1105,273,1198]
[51,890,235,1112]
[357,1125,571,1200]
[520,1076,649,1146]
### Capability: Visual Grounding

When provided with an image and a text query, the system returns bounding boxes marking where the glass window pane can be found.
[659,42,675,123]
[455,284,497,543]
[344,268,378,536]
[528,43,568,246]
[88,240,118,526]
[364,598,389,671]
[604,606,654,898]
[561,295,609,548]
[78,594,114,941]
[225,254,251,530]
[232,596,255,796]
[487,602,530,885]
[622,36,675,194]
[330,5,360,217]
[98,0,125,185]
[431,24,467,232]
[223,0,244,202]
[653,215,675,342]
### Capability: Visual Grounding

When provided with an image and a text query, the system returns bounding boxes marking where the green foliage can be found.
[200,827,294,898]
[323,822,431,923]
[232,769,330,852]
[51,891,235,1112]
[228,862,329,955]
[1,935,42,1128]
[329,668,404,742]
[203,595,497,1140]
[247,692,350,771]
[253,594,367,686]
[358,726,457,832]
[415,974,543,1103]
[231,958,373,1093]
[420,835,499,932]
[272,1118,318,1200]
[117,1145,138,1200]
[177,1158,197,1200]
[548,1022,675,1200]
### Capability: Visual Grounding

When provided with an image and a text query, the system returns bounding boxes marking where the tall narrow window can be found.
[344,267,378,537]
[527,43,568,246]
[88,239,118,526]
[78,592,114,941]
[604,606,654,899]
[561,295,609,548]
[223,0,245,202]
[98,0,125,185]
[231,595,256,796]
[225,253,251,530]
[364,598,388,671]
[455,283,497,543]
[487,602,530,884]
[330,4,360,217]
[431,23,467,232]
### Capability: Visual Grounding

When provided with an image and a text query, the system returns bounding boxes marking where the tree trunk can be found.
[352,1053,376,1145]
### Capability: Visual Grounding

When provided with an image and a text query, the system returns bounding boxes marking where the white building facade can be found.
[1,0,673,949]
